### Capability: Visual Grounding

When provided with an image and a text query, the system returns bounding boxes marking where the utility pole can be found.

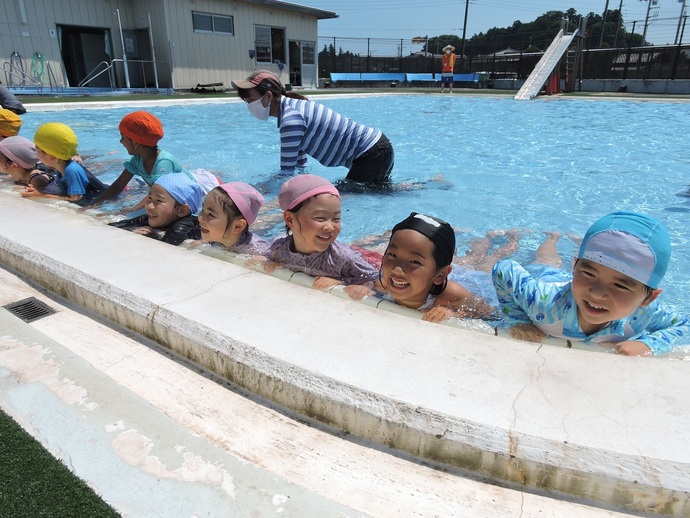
[642,0,654,44]
[460,0,470,72]
[676,0,688,44]
[613,0,624,48]
[599,0,611,48]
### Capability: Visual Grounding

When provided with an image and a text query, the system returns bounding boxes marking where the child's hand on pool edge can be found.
[343,284,376,300]
[422,306,455,323]
[508,323,546,343]
[602,340,653,357]
[312,276,341,290]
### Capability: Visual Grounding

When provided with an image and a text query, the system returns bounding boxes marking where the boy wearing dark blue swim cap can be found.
[492,211,690,356]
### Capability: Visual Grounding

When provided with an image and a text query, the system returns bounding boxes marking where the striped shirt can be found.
[278,97,381,175]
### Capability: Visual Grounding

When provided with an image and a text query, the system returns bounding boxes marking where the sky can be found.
[301,0,689,49]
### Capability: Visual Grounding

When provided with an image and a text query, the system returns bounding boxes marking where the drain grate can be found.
[3,297,56,323]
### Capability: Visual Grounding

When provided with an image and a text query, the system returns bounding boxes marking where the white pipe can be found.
[115,9,130,88]
[147,13,159,89]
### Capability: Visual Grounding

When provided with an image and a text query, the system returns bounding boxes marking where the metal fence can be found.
[318,35,690,82]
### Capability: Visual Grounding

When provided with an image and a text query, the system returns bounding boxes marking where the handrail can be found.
[78,60,114,90]
[44,61,63,92]
[2,62,43,89]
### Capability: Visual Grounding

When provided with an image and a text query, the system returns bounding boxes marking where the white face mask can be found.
[446,50,451,55]
[247,95,270,121]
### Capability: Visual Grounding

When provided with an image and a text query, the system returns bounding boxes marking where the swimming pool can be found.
[10,94,690,316]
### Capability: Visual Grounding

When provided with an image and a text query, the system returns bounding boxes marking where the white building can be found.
[0,0,337,90]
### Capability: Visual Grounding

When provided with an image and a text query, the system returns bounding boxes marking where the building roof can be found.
[247,0,338,20]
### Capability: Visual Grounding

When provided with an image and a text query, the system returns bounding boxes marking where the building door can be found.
[289,41,316,88]
[58,25,112,87]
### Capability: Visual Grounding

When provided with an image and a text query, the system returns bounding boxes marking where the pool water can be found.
[10,95,690,315]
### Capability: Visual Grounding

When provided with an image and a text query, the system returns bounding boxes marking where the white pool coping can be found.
[1,188,689,515]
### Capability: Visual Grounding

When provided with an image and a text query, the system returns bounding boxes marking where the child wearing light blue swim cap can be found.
[492,211,690,356]
[109,173,203,246]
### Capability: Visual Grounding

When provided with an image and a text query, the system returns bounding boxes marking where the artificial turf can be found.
[0,407,120,517]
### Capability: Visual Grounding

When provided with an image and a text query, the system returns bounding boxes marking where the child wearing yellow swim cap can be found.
[22,122,107,204]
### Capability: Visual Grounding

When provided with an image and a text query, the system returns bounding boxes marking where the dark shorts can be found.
[346,134,394,184]
[441,72,454,84]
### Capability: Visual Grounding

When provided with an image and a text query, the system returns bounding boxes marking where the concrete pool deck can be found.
[1,187,689,516]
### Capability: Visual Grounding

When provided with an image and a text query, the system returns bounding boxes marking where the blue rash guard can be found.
[277,96,380,176]
[492,259,690,355]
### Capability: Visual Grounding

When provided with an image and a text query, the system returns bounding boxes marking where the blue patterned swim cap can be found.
[154,173,203,215]
[577,211,671,289]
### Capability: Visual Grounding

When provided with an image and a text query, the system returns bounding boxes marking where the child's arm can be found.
[611,304,690,356]
[433,280,492,316]
[21,184,82,202]
[89,170,134,206]
[491,259,547,325]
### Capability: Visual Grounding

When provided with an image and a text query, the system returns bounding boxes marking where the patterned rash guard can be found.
[277,96,381,175]
[491,259,690,355]
[267,237,378,286]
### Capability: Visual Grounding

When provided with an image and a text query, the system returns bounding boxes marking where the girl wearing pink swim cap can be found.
[197,182,269,255]
[266,174,378,289]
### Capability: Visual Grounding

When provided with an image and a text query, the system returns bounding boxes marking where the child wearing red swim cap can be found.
[90,111,196,212]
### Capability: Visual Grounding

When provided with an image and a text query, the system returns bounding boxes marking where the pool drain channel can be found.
[3,297,56,323]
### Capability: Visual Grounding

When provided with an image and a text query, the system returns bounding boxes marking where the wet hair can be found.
[207,187,246,238]
[384,213,456,296]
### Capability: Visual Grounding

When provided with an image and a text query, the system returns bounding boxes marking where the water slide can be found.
[514,28,579,100]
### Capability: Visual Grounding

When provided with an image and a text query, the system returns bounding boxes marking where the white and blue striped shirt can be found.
[278,97,381,175]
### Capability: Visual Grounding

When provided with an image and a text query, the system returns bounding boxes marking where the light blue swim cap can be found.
[154,173,203,215]
[577,211,671,289]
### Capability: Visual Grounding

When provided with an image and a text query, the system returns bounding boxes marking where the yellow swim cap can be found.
[34,122,78,160]
[0,108,22,137]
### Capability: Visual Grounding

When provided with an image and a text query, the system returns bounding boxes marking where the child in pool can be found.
[91,111,197,212]
[197,182,269,255]
[109,173,203,246]
[0,136,54,189]
[0,108,22,140]
[266,174,378,288]
[354,212,496,323]
[21,122,107,205]
[492,211,690,356]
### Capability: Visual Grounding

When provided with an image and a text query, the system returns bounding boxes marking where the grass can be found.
[0,407,120,517]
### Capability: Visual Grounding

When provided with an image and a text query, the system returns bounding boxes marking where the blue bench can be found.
[329,73,362,86]
[406,73,440,84]
[360,73,405,85]
[328,73,405,87]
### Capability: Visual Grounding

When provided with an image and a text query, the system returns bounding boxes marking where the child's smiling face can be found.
[145,183,186,228]
[198,190,245,248]
[381,229,448,309]
[285,194,341,254]
[571,259,660,335]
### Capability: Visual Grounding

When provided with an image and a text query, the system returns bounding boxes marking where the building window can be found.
[255,26,285,64]
[302,42,315,65]
[192,12,234,35]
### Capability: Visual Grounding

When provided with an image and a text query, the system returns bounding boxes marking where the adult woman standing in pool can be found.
[231,70,394,186]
